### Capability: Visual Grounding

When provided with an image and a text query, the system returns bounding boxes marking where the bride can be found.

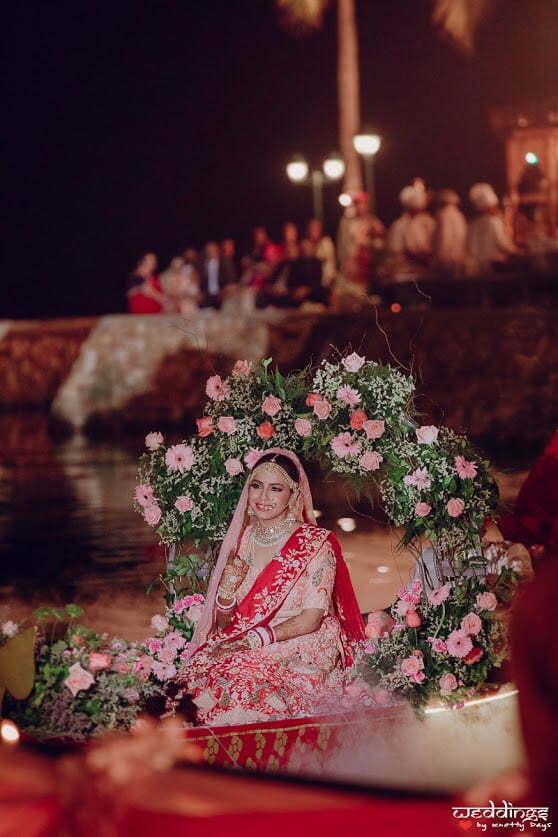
[180,448,365,726]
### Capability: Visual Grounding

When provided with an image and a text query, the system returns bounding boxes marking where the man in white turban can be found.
[465,183,518,275]
[385,184,436,281]
[433,189,467,275]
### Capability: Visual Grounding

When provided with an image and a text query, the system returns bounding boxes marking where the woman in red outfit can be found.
[127,252,167,314]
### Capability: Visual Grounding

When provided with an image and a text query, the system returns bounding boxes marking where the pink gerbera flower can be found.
[427,584,450,606]
[135,483,155,507]
[403,468,431,490]
[446,629,473,659]
[331,432,362,458]
[455,455,478,479]
[336,385,361,407]
[205,375,230,402]
[165,444,194,473]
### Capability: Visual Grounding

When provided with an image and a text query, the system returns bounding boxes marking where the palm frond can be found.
[276,0,331,34]
[432,0,499,54]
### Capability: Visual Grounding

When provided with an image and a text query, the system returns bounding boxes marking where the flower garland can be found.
[136,352,498,572]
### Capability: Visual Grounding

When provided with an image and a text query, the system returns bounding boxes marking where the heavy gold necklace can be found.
[253,517,294,547]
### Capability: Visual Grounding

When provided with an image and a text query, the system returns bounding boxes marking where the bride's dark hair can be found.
[253,453,299,485]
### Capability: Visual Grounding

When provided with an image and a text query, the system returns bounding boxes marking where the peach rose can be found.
[363,419,385,440]
[313,397,332,420]
[305,392,322,407]
[262,395,282,417]
[416,425,439,444]
[400,655,424,677]
[476,591,498,611]
[294,418,312,437]
[342,352,365,372]
[405,609,422,628]
[145,431,164,450]
[360,451,383,471]
[144,505,162,526]
[225,458,244,476]
[439,672,458,696]
[232,359,252,377]
[256,421,275,440]
[217,416,237,435]
[175,496,194,513]
[196,417,214,438]
[415,502,432,517]
[463,646,483,665]
[365,610,395,639]
[446,498,465,518]
[461,612,482,636]
[350,409,368,430]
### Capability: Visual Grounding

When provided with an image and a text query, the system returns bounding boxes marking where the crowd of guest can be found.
[126,178,550,314]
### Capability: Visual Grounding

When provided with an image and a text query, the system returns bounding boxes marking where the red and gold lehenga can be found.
[180,449,365,727]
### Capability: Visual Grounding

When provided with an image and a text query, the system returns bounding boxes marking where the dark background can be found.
[5,0,558,318]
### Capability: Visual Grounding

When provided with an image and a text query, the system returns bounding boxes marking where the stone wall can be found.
[1,309,556,459]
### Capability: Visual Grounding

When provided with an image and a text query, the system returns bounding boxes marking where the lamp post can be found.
[286,152,345,222]
[353,133,381,213]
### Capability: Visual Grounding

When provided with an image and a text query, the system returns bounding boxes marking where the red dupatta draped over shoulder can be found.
[199,523,365,664]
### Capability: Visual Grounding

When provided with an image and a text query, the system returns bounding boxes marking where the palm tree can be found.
[277,0,363,193]
[277,0,497,193]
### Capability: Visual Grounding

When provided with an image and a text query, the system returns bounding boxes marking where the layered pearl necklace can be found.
[253,516,294,547]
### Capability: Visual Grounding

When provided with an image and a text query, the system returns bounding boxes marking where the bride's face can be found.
[248,472,293,524]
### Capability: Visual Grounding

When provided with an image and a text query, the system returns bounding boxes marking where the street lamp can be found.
[286,151,345,222]
[353,132,381,213]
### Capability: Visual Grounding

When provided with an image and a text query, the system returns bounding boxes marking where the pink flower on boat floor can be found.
[232,359,252,377]
[404,468,432,490]
[415,425,439,444]
[64,663,95,697]
[175,496,194,513]
[88,652,111,672]
[145,431,164,450]
[455,455,478,479]
[461,612,482,636]
[342,352,365,372]
[446,629,473,658]
[331,432,362,458]
[225,457,243,476]
[476,591,498,611]
[439,672,458,696]
[151,661,177,681]
[205,375,230,402]
[415,502,432,517]
[262,395,282,416]
[313,397,332,420]
[165,444,194,473]
[336,385,361,407]
[144,505,162,526]
[427,584,450,606]
[363,419,385,440]
[294,418,313,437]
[218,416,237,434]
[350,409,368,430]
[360,451,383,471]
[446,497,465,518]
[135,484,155,508]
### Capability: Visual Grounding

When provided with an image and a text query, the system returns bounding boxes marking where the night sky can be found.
[6,0,558,318]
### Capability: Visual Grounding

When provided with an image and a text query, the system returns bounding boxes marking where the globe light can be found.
[0,720,20,745]
[337,517,356,533]
[338,192,352,207]
[286,155,309,183]
[525,151,539,165]
[323,152,345,181]
[353,133,381,157]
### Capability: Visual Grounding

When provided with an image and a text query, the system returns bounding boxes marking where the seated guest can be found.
[465,183,519,275]
[126,252,167,314]
[432,189,467,276]
[280,221,299,260]
[256,240,327,309]
[220,238,238,286]
[307,218,337,288]
[385,185,436,281]
[200,241,225,308]
[160,255,201,315]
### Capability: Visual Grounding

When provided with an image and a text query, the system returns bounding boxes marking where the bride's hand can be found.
[210,638,249,659]
[220,554,249,593]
